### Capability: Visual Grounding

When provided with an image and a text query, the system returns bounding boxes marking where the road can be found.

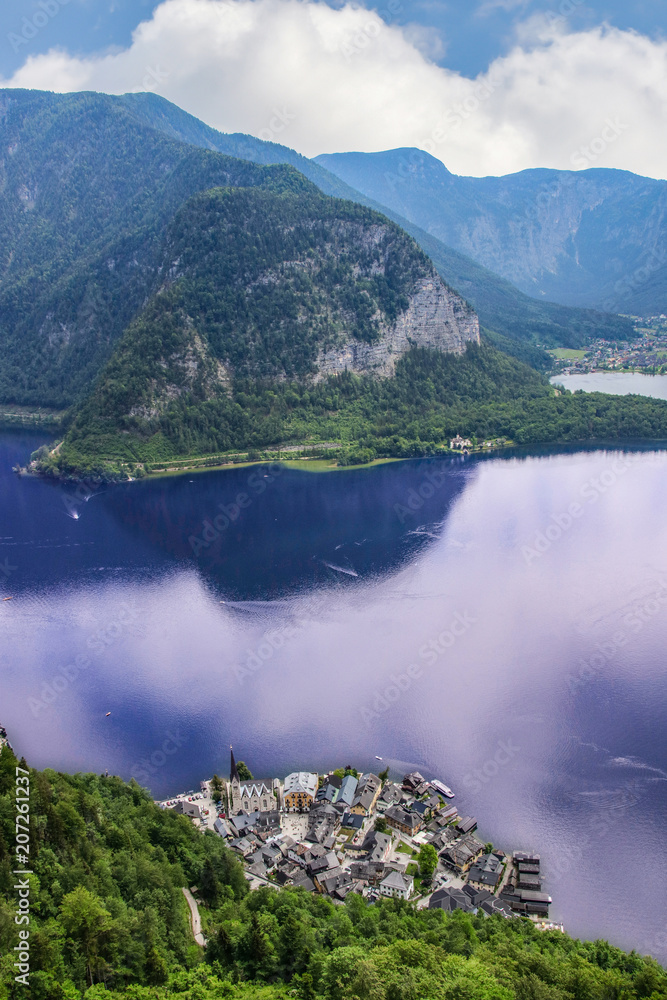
[182,887,206,947]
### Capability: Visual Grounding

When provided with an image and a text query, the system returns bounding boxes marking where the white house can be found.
[378,870,413,900]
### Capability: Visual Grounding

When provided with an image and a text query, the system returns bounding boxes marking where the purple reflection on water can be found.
[1,431,666,963]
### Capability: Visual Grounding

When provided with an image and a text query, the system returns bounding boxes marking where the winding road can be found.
[182,887,206,947]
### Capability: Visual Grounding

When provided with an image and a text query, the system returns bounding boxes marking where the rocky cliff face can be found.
[316,276,479,378]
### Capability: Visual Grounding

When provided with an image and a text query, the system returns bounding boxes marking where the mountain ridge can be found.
[114,92,636,353]
[314,147,667,314]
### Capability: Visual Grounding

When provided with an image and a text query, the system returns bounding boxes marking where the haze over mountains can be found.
[315,148,667,316]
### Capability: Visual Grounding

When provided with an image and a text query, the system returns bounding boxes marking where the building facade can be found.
[284,771,318,811]
[229,747,274,814]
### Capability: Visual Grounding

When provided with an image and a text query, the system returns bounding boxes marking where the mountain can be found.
[0,89,316,407]
[120,93,636,353]
[0,90,636,421]
[0,89,662,478]
[55,184,481,473]
[314,148,667,314]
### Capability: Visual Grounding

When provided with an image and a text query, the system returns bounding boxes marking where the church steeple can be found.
[230,744,240,784]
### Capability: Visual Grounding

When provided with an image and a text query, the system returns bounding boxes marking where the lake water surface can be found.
[552,371,667,399]
[1,430,666,962]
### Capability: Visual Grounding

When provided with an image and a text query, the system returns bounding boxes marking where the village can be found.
[158,750,558,929]
[548,316,667,377]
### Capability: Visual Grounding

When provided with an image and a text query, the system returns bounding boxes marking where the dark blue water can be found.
[1,430,666,963]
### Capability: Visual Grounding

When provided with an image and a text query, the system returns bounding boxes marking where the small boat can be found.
[105,712,112,717]
[375,755,383,761]
[2,597,13,602]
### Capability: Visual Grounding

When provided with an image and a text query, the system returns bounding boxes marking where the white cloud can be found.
[2,0,666,180]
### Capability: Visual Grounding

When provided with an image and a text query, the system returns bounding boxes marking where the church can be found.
[229,746,274,814]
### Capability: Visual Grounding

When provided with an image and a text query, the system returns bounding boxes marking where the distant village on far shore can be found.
[159,749,559,929]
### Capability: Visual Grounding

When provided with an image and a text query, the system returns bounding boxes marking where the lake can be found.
[1,430,667,963]
[552,371,667,399]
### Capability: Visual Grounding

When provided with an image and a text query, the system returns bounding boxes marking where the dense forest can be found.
[39,343,667,480]
[0,743,665,999]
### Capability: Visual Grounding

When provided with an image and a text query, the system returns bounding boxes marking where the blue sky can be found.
[2,0,664,78]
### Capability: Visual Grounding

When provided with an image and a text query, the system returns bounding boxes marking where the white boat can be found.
[430,779,455,798]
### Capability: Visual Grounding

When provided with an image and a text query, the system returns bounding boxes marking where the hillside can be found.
[315,148,667,314]
[0,90,314,408]
[44,339,667,481]
[1,743,666,998]
[120,92,636,351]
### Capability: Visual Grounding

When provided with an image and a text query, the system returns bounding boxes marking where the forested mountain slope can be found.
[0,90,313,407]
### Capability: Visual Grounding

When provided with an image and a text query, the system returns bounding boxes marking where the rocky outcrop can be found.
[315,276,479,379]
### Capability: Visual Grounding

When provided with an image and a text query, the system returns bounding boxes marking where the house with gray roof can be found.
[351,773,381,815]
[385,805,421,836]
[338,774,359,807]
[362,830,392,862]
[467,853,504,890]
[378,870,413,900]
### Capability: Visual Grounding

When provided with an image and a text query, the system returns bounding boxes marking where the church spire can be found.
[230,744,240,783]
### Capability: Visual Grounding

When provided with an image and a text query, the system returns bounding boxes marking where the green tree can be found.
[59,886,111,988]
[236,761,253,781]
[210,774,224,802]
[374,817,388,834]
[418,844,438,883]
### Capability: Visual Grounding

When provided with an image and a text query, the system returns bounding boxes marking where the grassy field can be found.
[548,348,587,360]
